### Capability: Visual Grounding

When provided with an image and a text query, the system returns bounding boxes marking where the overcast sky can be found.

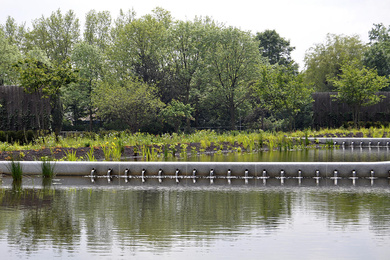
[2,0,390,69]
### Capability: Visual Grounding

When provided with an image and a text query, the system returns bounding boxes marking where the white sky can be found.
[2,0,390,69]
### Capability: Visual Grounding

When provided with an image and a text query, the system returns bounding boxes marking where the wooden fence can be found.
[0,85,51,131]
[313,92,390,128]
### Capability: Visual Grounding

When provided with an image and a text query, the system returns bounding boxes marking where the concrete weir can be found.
[308,137,390,147]
[1,161,390,180]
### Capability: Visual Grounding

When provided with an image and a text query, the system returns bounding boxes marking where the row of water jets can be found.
[337,141,390,148]
[87,168,384,186]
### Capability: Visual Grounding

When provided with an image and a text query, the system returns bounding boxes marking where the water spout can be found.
[210,169,215,184]
[90,168,96,183]
[141,169,146,183]
[192,169,197,183]
[175,169,180,183]
[280,169,285,185]
[107,168,112,183]
[227,169,232,185]
[314,170,320,185]
[124,169,130,183]
[297,169,302,185]
[158,169,163,183]
[244,169,249,185]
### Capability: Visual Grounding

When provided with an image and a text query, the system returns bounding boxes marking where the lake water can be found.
[1,148,390,259]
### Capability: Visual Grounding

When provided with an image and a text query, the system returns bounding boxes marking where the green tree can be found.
[3,16,27,53]
[14,57,78,134]
[204,26,262,130]
[328,60,389,128]
[27,9,80,63]
[304,34,366,92]
[0,29,21,85]
[68,42,104,131]
[92,79,164,132]
[363,23,390,86]
[253,64,314,130]
[160,100,194,132]
[255,29,295,66]
[84,10,112,51]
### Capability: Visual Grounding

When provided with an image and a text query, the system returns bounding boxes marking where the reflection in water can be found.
[178,147,390,162]
[1,185,390,259]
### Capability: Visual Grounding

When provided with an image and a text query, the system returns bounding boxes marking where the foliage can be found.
[14,57,78,133]
[328,60,389,128]
[304,34,367,91]
[26,9,80,63]
[363,23,390,90]
[160,100,194,132]
[255,29,296,67]
[203,26,263,129]
[41,158,56,178]
[93,78,164,132]
[0,29,22,85]
[254,64,314,130]
[66,42,104,130]
[8,160,23,182]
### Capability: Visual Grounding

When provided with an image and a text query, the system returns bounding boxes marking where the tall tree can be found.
[84,10,112,51]
[253,64,313,130]
[3,16,27,53]
[0,29,21,85]
[109,8,172,101]
[364,23,390,87]
[204,26,262,130]
[92,78,164,132]
[14,57,78,134]
[68,42,104,131]
[329,60,389,128]
[27,9,80,63]
[304,34,366,92]
[255,29,295,66]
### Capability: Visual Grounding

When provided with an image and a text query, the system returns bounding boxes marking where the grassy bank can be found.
[0,127,389,161]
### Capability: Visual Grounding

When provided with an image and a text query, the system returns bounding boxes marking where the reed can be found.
[41,158,55,178]
[8,160,23,182]
[85,147,96,161]
[64,149,79,161]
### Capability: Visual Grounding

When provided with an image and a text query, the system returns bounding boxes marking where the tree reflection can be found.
[0,186,390,255]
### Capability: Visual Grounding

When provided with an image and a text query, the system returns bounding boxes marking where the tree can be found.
[27,9,80,63]
[253,64,313,130]
[363,23,390,88]
[0,29,21,85]
[68,42,104,131]
[109,9,171,101]
[84,10,112,51]
[92,79,164,132]
[14,57,78,134]
[304,34,366,92]
[160,100,194,132]
[3,16,27,53]
[204,26,262,130]
[255,29,295,66]
[328,60,389,128]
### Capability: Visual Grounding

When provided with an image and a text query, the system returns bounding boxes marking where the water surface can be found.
[1,182,390,259]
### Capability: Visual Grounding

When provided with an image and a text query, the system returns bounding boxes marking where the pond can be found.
[1,148,390,259]
[1,184,390,260]
[181,147,390,162]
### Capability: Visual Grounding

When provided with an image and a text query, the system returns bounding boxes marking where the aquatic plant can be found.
[85,147,96,161]
[8,160,23,182]
[64,149,79,161]
[41,158,55,178]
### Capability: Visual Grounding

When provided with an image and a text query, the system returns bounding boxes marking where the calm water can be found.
[1,148,390,259]
[1,180,390,259]
[171,147,390,162]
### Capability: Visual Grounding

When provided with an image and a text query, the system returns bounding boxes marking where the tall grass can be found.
[41,158,55,178]
[8,160,22,182]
